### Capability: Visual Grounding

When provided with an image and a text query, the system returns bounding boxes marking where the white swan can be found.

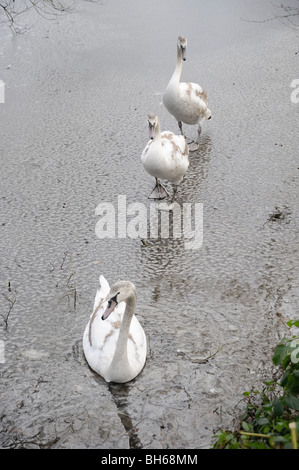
[163,35,211,151]
[141,113,189,201]
[83,275,147,383]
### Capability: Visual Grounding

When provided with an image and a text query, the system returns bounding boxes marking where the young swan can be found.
[140,114,189,201]
[83,276,146,383]
[163,35,211,151]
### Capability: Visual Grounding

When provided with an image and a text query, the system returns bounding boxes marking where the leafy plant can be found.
[212,319,299,449]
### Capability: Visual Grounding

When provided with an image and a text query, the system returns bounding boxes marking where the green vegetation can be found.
[213,319,299,449]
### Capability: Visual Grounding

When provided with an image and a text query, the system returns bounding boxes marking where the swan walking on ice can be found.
[163,35,211,151]
[141,113,189,202]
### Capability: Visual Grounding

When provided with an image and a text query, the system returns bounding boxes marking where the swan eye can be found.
[109,292,120,306]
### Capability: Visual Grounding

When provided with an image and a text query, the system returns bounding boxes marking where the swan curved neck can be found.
[171,45,183,83]
[111,294,136,365]
[154,120,161,140]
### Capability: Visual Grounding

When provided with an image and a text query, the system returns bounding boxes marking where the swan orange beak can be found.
[102,299,117,320]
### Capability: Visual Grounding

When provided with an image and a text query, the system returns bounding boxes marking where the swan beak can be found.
[102,299,117,320]
[149,126,155,140]
[181,47,186,61]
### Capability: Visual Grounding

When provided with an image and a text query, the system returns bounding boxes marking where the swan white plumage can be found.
[163,35,211,151]
[140,113,189,201]
[83,275,147,383]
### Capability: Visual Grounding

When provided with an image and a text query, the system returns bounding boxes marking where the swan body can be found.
[163,35,211,151]
[141,114,189,200]
[83,276,147,383]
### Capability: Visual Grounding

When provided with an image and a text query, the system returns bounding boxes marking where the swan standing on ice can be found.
[83,276,147,383]
[141,113,189,201]
[163,35,211,151]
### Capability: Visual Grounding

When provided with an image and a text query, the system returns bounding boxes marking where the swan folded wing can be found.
[99,275,110,293]
[178,83,208,123]
[180,82,208,105]
[92,275,110,312]
[141,140,152,160]
[83,319,117,378]
[127,315,147,367]
[161,132,188,158]
[88,307,122,350]
[161,132,189,169]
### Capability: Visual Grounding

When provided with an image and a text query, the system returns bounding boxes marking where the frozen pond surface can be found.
[0,0,298,449]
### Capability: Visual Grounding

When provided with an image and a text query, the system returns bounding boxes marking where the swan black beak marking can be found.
[149,123,155,140]
[101,293,119,320]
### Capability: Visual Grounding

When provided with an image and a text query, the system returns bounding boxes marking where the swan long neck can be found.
[111,293,136,365]
[170,44,183,84]
[154,119,162,141]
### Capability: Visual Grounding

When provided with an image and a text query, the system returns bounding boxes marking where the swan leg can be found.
[148,178,169,199]
[178,121,190,140]
[188,125,201,152]
[178,121,194,145]
[178,121,184,136]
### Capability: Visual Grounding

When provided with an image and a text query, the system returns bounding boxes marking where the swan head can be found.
[147,113,159,140]
[177,35,187,61]
[102,281,137,320]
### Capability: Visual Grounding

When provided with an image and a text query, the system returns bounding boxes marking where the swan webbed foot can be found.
[170,185,178,203]
[148,178,169,199]
[188,141,200,152]
[188,126,201,152]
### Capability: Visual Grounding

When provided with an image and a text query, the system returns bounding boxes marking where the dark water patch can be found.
[109,382,143,449]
